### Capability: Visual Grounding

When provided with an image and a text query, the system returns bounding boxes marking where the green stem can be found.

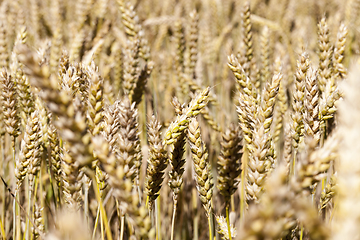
[226,205,232,240]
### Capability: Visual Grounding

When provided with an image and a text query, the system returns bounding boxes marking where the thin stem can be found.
[240,147,248,220]
[120,216,124,240]
[12,138,16,240]
[115,199,124,240]
[26,184,32,240]
[193,189,198,240]
[156,197,161,240]
[100,205,104,240]
[92,206,100,239]
[13,197,16,240]
[207,215,213,240]
[84,179,89,227]
[0,217,6,240]
[0,138,4,232]
[226,204,232,240]
[230,195,235,213]
[170,201,177,240]
[292,150,297,176]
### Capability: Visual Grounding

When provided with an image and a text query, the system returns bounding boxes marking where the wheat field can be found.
[0,0,359,239]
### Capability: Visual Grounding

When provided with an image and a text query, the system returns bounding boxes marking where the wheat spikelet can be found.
[15,25,27,45]
[95,165,108,198]
[32,204,44,240]
[186,10,199,79]
[241,1,253,76]
[49,27,62,75]
[110,43,123,95]
[48,122,62,189]
[187,118,213,214]
[117,0,140,39]
[131,61,153,106]
[16,108,43,240]
[13,57,35,124]
[0,19,8,69]
[228,54,247,90]
[283,123,292,177]
[69,26,86,61]
[318,17,333,95]
[59,50,69,78]
[319,175,336,212]
[291,52,309,149]
[122,39,140,98]
[168,131,186,206]
[260,26,270,88]
[217,123,243,204]
[237,80,256,147]
[103,77,116,104]
[260,72,282,134]
[319,85,340,122]
[117,0,150,62]
[272,57,288,146]
[333,23,348,80]
[103,101,121,152]
[87,62,104,136]
[25,110,42,192]
[229,57,256,147]
[174,19,187,100]
[246,123,270,202]
[72,62,89,103]
[1,68,20,142]
[74,0,91,31]
[145,115,168,209]
[117,97,142,181]
[304,67,320,145]
[29,0,39,39]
